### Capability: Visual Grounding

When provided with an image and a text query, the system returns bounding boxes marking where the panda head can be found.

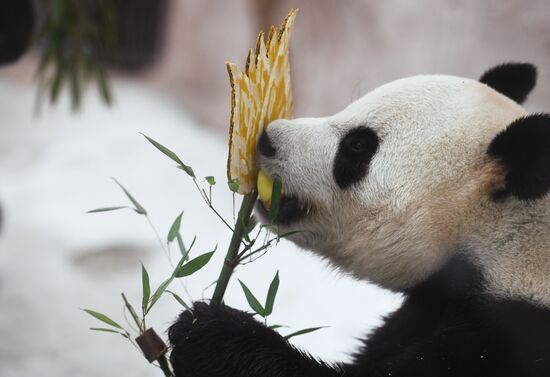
[256,63,550,293]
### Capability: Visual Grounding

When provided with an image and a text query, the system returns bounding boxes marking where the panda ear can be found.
[488,114,550,200]
[479,63,537,104]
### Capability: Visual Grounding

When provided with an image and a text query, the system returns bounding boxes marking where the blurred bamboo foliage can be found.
[34,0,116,111]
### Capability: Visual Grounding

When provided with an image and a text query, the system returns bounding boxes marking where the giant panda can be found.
[169,63,550,377]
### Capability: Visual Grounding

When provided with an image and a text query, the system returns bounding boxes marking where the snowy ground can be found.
[0,79,402,377]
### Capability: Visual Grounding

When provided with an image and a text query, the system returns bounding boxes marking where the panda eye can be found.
[334,126,379,189]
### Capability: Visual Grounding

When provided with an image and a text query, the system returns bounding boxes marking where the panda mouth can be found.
[255,195,312,225]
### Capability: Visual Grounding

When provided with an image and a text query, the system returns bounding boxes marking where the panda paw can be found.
[168,301,288,377]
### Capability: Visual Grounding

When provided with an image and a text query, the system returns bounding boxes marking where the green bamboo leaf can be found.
[142,134,183,165]
[70,64,81,110]
[52,0,64,23]
[177,164,196,178]
[284,326,327,340]
[187,236,197,253]
[86,206,128,213]
[50,64,65,104]
[90,327,123,334]
[173,249,189,273]
[112,178,147,215]
[147,277,174,313]
[176,234,191,260]
[264,271,279,316]
[269,324,288,330]
[168,212,184,242]
[269,175,283,222]
[142,134,195,177]
[238,280,265,317]
[166,290,191,310]
[141,264,150,313]
[36,46,53,76]
[205,176,216,185]
[35,19,52,39]
[82,309,123,329]
[227,179,240,193]
[98,68,112,105]
[174,248,216,278]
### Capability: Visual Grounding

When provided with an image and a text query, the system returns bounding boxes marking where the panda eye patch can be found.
[334,126,379,189]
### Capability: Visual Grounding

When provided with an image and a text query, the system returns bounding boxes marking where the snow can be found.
[0,80,402,376]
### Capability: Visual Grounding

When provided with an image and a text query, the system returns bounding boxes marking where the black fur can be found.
[333,127,379,189]
[169,256,550,376]
[479,63,537,104]
[0,0,35,65]
[488,113,550,200]
[168,301,340,377]
[351,256,550,377]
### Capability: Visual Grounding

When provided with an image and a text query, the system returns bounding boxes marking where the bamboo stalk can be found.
[211,192,257,303]
[157,354,174,377]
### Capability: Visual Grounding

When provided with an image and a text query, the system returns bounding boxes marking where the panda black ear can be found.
[479,63,537,104]
[488,114,550,200]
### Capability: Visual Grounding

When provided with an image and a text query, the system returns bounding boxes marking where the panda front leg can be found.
[168,302,345,377]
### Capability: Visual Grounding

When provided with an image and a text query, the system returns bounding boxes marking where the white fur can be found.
[259,74,550,306]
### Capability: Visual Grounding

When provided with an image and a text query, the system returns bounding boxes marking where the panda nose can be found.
[258,130,276,157]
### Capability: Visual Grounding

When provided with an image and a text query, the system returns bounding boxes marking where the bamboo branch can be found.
[211,192,257,303]
[121,293,143,333]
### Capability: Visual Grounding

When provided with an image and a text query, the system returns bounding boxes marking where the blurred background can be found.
[0,1,549,376]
